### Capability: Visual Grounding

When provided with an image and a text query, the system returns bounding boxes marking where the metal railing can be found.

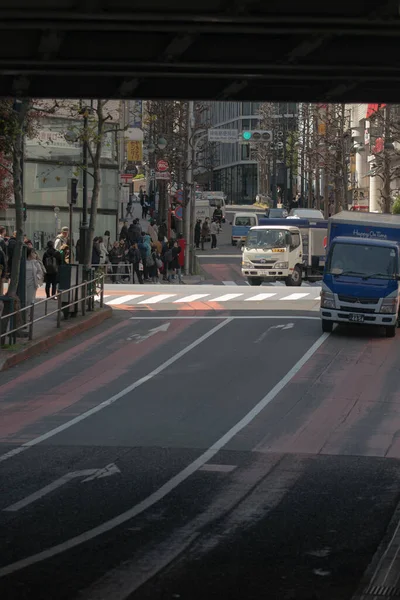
[0,273,105,346]
[92,263,133,282]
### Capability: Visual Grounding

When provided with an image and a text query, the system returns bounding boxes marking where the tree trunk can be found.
[8,99,29,297]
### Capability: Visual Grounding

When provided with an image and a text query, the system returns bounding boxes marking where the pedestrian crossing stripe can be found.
[96,291,321,306]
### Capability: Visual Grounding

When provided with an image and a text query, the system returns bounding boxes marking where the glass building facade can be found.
[202,102,261,205]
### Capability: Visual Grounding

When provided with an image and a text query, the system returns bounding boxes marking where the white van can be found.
[231,212,258,245]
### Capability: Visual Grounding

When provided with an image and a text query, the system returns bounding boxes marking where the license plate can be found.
[349,313,364,323]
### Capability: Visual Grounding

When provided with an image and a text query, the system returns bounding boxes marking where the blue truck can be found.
[321,211,400,337]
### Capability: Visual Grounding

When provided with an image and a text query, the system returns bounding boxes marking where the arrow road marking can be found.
[127,322,171,342]
[3,463,121,512]
[255,322,294,343]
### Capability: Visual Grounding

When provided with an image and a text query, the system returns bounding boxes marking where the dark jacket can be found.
[109,247,124,264]
[7,236,16,272]
[92,242,101,266]
[42,248,62,278]
[171,246,181,270]
[128,247,141,264]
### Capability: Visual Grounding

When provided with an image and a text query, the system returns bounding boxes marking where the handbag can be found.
[156,257,163,269]
[138,261,144,271]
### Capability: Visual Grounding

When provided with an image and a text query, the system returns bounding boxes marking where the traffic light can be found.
[23,202,27,221]
[68,178,78,205]
[241,130,272,142]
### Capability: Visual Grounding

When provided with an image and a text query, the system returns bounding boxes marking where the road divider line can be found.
[281,293,310,300]
[107,295,143,305]
[222,281,237,286]
[209,293,243,302]
[0,327,328,578]
[137,294,177,304]
[244,293,277,301]
[173,294,210,303]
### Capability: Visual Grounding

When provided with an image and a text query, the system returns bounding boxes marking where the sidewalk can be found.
[0,297,111,372]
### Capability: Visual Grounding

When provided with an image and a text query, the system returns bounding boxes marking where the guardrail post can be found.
[28,303,34,340]
[56,291,62,328]
[82,281,87,316]
[100,274,104,308]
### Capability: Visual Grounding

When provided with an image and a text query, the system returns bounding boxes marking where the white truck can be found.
[241,218,327,286]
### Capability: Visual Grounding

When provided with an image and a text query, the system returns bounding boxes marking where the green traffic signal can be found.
[242,131,252,140]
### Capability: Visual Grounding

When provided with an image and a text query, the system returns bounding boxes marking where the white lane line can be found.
[137,294,177,304]
[244,293,276,301]
[222,281,237,286]
[94,295,111,302]
[0,318,232,470]
[281,293,310,300]
[107,295,143,305]
[173,294,210,303]
[209,293,243,302]
[0,328,329,578]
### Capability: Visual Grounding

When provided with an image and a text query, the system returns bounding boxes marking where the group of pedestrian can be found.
[195,216,221,251]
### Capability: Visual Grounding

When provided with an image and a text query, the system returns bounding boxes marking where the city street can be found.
[1,301,400,599]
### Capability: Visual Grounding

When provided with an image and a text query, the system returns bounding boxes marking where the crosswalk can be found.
[204,280,321,287]
[96,285,321,309]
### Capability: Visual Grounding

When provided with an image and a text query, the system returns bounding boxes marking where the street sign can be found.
[125,164,138,176]
[120,185,130,204]
[208,129,238,143]
[120,173,132,183]
[175,205,183,220]
[156,171,171,180]
[157,159,169,172]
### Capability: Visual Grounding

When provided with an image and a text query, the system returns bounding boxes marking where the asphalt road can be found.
[1,306,400,600]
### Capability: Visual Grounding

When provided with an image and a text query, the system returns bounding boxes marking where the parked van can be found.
[231,212,258,246]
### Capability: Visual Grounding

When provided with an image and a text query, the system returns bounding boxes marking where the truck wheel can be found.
[285,266,302,287]
[322,319,333,333]
[386,325,396,338]
[248,278,262,286]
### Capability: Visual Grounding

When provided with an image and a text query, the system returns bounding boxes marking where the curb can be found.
[0,306,113,372]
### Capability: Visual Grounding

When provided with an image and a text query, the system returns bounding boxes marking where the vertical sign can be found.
[126,141,143,162]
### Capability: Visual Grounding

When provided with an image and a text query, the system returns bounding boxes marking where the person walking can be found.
[54,226,69,251]
[42,241,62,298]
[109,241,124,283]
[210,219,219,250]
[201,218,210,251]
[194,219,201,249]
[128,242,143,284]
[26,247,45,305]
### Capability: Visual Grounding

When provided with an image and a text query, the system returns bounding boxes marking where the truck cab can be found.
[321,236,400,337]
[241,225,304,286]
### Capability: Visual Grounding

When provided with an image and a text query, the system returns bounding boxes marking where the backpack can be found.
[164,249,173,264]
[44,254,58,274]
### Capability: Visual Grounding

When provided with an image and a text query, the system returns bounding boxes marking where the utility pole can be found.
[79,101,91,266]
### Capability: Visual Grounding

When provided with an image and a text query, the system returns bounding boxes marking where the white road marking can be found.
[3,464,121,512]
[127,323,171,342]
[244,293,276,301]
[281,293,310,300]
[255,323,294,343]
[199,464,237,473]
[210,293,243,302]
[129,316,320,320]
[94,295,111,302]
[222,281,237,286]
[0,318,232,467]
[137,294,176,304]
[107,295,143,305]
[173,294,210,303]
[198,254,240,258]
[0,328,329,577]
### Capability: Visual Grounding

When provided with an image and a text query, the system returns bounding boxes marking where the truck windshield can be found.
[327,243,398,279]
[245,229,287,249]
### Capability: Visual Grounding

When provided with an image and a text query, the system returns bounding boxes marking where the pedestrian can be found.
[140,193,145,219]
[143,197,150,219]
[0,241,6,296]
[177,233,185,278]
[119,221,129,241]
[42,240,62,298]
[194,219,201,249]
[59,243,70,264]
[126,196,134,218]
[7,231,17,276]
[91,237,101,267]
[98,236,109,265]
[164,241,175,282]
[138,231,151,281]
[128,242,143,284]
[109,241,124,283]
[26,247,45,305]
[147,219,158,243]
[201,219,210,251]
[0,226,7,256]
[104,230,112,253]
[210,219,219,249]
[171,240,182,283]
[54,226,69,251]
[147,244,160,283]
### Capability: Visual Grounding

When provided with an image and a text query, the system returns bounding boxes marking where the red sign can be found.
[366,104,386,119]
[157,159,169,172]
[120,174,132,183]
[323,236,327,249]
